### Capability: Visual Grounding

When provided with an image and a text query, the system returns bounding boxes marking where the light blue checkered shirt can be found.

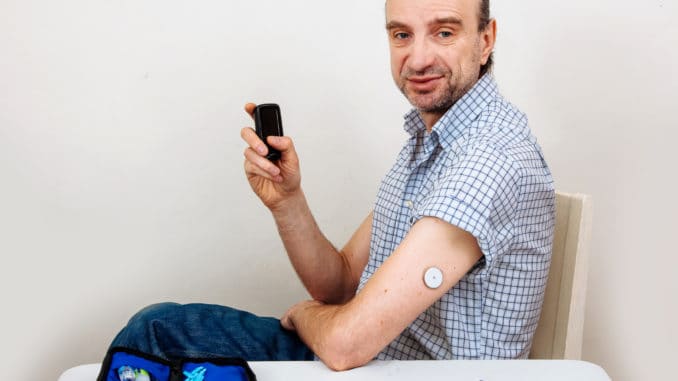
[357,74,555,360]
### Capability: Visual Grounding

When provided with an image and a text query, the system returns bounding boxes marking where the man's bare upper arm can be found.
[337,217,483,365]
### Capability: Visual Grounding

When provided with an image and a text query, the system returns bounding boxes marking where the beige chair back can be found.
[529,191,593,359]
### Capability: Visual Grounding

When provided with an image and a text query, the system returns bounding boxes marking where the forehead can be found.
[386,0,479,27]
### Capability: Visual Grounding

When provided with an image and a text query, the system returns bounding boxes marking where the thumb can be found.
[280,311,296,331]
[267,136,298,161]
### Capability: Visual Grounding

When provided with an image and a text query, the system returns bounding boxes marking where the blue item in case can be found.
[116,366,152,381]
[108,352,169,381]
[98,347,256,381]
[118,366,136,381]
[183,366,206,381]
[184,363,248,381]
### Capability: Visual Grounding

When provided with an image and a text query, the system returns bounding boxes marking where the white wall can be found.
[0,1,675,380]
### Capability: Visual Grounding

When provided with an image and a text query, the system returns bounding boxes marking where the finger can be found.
[280,312,295,331]
[267,136,299,168]
[244,103,256,120]
[266,133,296,156]
[281,318,294,331]
[244,160,278,182]
[244,159,284,183]
[240,127,268,156]
[244,147,281,177]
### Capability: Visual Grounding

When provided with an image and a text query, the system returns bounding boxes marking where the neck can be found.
[420,111,445,132]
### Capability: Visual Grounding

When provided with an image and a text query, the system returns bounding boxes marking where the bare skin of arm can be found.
[281,217,482,371]
[241,103,370,304]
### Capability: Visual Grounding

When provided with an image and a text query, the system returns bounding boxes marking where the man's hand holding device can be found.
[241,103,302,211]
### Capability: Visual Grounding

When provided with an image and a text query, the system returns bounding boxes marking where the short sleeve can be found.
[413,145,520,266]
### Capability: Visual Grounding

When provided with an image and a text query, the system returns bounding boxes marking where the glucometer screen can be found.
[260,107,281,137]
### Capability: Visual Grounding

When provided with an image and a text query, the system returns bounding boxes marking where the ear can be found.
[479,19,497,65]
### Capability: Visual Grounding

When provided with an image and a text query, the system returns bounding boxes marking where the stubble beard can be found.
[399,68,476,115]
[399,43,483,114]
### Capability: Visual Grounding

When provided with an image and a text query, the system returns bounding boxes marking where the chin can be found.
[408,96,449,114]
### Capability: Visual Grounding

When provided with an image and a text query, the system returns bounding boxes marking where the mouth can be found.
[406,76,444,92]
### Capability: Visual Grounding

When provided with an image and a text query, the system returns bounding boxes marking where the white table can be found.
[58,360,610,381]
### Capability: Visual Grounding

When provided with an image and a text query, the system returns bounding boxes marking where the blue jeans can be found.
[110,303,314,361]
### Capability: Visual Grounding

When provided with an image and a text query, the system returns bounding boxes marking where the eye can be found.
[393,32,410,40]
[438,30,453,38]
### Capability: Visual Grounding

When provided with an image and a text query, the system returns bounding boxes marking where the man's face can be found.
[386,0,492,114]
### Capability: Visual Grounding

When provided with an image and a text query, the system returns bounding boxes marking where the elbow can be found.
[320,325,373,371]
[323,350,370,372]
[308,288,354,305]
[308,290,339,305]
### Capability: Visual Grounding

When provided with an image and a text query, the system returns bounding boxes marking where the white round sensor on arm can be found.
[423,267,444,289]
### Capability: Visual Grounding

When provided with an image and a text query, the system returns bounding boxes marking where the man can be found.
[108,0,555,371]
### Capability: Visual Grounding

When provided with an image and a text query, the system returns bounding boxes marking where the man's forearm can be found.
[283,300,375,371]
[271,190,354,303]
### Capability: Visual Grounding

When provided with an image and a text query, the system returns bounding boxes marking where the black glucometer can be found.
[253,103,284,162]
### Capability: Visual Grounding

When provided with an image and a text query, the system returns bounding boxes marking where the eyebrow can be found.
[434,16,463,27]
[386,16,464,31]
[385,20,407,31]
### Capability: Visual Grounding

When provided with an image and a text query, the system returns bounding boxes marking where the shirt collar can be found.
[402,74,499,147]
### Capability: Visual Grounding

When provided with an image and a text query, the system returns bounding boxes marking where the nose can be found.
[407,37,435,73]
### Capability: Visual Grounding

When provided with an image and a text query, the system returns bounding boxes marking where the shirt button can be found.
[405,200,414,209]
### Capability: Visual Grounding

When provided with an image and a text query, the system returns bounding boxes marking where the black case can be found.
[97,347,257,381]
[253,103,284,162]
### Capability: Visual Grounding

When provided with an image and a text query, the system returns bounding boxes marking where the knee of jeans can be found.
[125,302,181,332]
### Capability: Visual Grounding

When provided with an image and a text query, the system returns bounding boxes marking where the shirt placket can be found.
[403,132,439,227]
